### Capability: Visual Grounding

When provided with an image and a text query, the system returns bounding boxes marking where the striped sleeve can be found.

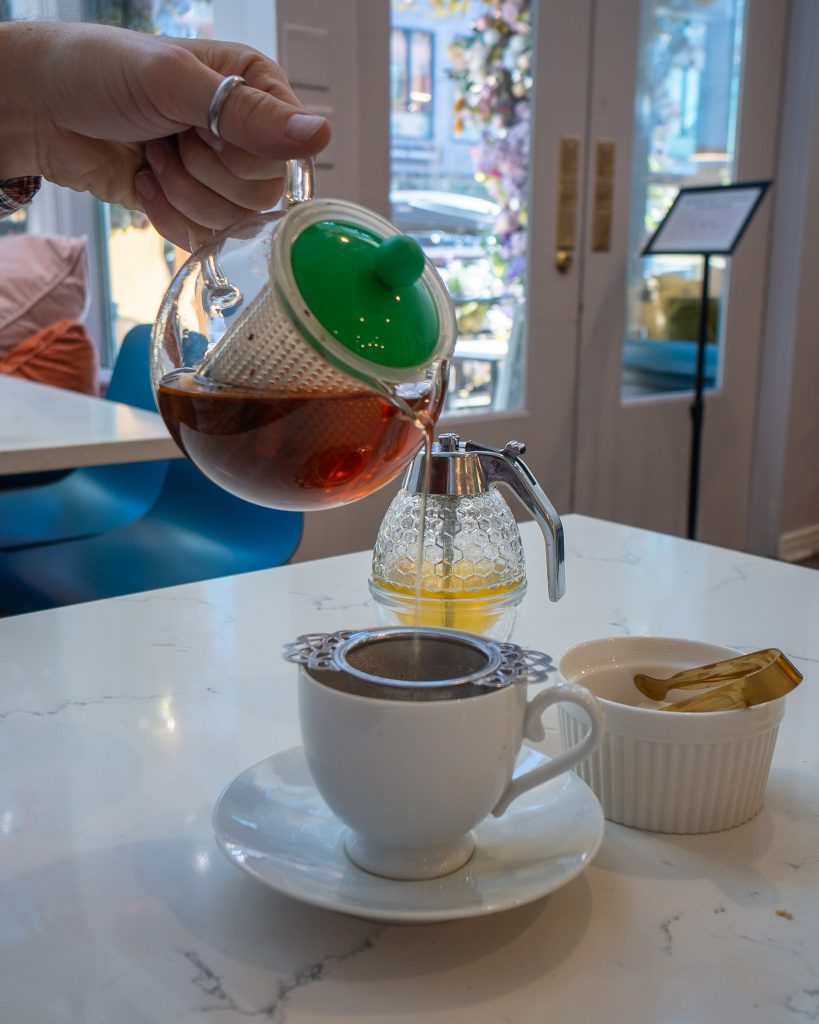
[0,176,42,218]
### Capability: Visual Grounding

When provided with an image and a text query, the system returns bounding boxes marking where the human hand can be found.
[1,21,330,248]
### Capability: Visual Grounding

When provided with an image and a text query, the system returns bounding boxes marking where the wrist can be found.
[0,22,49,178]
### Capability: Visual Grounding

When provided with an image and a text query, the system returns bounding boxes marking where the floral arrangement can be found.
[447,0,532,288]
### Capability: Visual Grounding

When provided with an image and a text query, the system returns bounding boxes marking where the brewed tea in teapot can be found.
[151,160,456,511]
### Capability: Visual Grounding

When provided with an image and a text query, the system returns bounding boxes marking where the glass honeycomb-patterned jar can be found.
[370,487,528,640]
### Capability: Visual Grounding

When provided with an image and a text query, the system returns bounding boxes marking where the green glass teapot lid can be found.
[290,219,439,369]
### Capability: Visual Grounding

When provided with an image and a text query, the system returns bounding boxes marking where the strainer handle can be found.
[282,630,356,670]
[285,158,316,205]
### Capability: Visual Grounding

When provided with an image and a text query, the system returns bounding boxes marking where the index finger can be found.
[161,38,331,159]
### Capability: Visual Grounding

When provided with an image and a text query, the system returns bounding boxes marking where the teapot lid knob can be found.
[373,235,425,289]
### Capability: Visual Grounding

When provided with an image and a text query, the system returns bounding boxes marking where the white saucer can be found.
[212,746,604,923]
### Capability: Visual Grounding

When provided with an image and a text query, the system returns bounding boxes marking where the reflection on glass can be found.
[390,0,532,414]
[391,28,434,138]
[623,0,745,398]
[391,28,409,112]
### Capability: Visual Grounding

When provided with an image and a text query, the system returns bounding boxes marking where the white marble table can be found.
[0,375,181,474]
[1,514,817,1023]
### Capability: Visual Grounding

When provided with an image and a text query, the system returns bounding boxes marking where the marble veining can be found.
[180,928,383,1020]
[658,912,679,953]
[0,690,182,723]
[290,591,374,614]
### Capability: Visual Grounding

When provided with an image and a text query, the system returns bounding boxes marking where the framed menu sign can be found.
[642,181,771,257]
[639,179,772,541]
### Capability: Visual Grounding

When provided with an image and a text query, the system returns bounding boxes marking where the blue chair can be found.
[0,455,304,614]
[0,325,168,550]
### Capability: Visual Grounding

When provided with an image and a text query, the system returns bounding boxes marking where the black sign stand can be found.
[641,181,771,539]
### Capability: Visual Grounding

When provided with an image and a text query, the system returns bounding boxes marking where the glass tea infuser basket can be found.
[150,160,457,511]
[370,434,566,640]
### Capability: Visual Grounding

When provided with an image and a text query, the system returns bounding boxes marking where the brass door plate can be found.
[556,136,580,262]
[592,140,615,252]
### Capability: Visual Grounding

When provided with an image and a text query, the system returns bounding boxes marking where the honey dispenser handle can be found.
[471,443,566,602]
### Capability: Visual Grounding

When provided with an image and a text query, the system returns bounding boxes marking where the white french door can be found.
[282,0,580,562]
[570,0,786,549]
[282,0,788,561]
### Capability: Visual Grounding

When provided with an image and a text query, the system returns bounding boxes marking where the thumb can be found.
[213,81,330,158]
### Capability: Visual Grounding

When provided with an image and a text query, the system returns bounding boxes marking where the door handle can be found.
[555,136,580,274]
[555,249,573,274]
[592,140,615,252]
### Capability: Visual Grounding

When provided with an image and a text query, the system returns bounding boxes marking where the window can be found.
[82,1,216,364]
[622,0,746,397]
[389,1,533,414]
[391,28,434,140]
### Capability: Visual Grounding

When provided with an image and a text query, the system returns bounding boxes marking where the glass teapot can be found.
[370,434,565,640]
[150,160,456,511]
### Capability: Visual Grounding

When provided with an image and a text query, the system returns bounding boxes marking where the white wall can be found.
[749,0,819,560]
[780,55,819,551]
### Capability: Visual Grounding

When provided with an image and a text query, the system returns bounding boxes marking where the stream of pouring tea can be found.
[410,419,433,678]
[414,421,433,612]
[383,365,444,679]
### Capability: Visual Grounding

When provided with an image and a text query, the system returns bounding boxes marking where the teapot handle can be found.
[198,158,315,312]
[285,158,316,205]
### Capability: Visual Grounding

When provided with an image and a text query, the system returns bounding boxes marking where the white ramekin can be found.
[557,636,786,834]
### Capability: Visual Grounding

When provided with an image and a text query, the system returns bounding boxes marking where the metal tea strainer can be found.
[283,627,556,701]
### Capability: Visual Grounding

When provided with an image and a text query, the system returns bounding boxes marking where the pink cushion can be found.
[0,234,89,358]
[0,319,99,395]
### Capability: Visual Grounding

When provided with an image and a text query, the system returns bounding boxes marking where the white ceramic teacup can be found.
[285,628,604,880]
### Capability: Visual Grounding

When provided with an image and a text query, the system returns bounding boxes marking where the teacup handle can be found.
[491,682,604,817]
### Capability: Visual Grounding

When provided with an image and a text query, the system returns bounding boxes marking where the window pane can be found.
[622,0,745,398]
[390,0,532,414]
[84,0,215,361]
[0,207,29,238]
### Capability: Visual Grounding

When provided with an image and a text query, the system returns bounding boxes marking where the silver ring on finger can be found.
[208,75,246,138]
